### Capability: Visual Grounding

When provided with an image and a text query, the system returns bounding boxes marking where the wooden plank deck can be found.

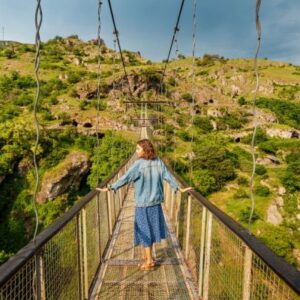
[90,186,197,299]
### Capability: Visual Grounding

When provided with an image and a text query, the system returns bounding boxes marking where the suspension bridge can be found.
[0,124,299,299]
[0,0,300,299]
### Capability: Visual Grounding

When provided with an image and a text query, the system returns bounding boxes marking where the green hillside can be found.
[0,36,299,268]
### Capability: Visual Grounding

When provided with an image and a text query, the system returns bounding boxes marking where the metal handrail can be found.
[164,159,300,296]
[0,153,134,287]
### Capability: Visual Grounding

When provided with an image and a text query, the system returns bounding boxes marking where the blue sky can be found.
[1,0,300,64]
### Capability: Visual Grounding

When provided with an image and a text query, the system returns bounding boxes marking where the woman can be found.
[97,139,192,270]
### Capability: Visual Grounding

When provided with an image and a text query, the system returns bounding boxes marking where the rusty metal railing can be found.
[0,154,136,300]
[163,165,300,300]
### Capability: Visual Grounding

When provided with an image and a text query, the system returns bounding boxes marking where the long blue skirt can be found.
[134,204,167,247]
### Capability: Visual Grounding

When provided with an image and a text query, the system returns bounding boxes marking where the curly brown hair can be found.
[137,139,156,160]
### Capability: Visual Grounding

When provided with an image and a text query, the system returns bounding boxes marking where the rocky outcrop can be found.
[267,201,283,225]
[114,74,161,97]
[257,155,280,165]
[38,152,91,203]
[76,82,110,100]
[207,108,223,117]
[17,158,33,176]
[266,127,300,139]
[278,186,286,196]
[231,84,241,97]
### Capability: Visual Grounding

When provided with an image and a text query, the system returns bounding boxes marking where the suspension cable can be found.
[188,0,197,185]
[112,38,117,102]
[33,0,42,298]
[107,0,133,98]
[95,0,103,187]
[33,0,42,244]
[159,0,186,92]
[248,0,262,230]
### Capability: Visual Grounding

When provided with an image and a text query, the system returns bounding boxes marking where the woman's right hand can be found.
[179,187,193,193]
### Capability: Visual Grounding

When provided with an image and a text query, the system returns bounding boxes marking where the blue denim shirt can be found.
[110,157,179,207]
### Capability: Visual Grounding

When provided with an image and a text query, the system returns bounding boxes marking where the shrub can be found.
[14,94,33,106]
[238,96,246,106]
[241,128,268,145]
[192,142,237,191]
[181,93,193,102]
[176,130,190,141]
[57,112,71,124]
[193,116,213,132]
[239,207,261,223]
[67,72,81,84]
[237,176,249,186]
[87,132,133,187]
[255,164,267,175]
[233,188,249,199]
[192,169,216,196]
[79,100,89,110]
[282,152,300,192]
[49,96,59,105]
[218,113,243,129]
[258,140,278,154]
[260,225,296,265]
[255,185,270,197]
[3,48,16,59]
[167,77,176,86]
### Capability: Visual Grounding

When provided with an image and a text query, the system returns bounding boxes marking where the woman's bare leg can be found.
[144,247,152,264]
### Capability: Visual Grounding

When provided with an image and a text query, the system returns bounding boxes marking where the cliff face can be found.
[38,152,91,203]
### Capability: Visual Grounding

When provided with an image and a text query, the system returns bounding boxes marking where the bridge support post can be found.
[243,246,252,300]
[76,213,83,300]
[107,191,113,235]
[117,173,122,210]
[185,195,192,259]
[165,183,170,212]
[203,211,213,300]
[35,251,46,300]
[82,208,89,299]
[198,207,207,297]
[170,190,175,221]
[175,191,182,238]
[96,194,101,262]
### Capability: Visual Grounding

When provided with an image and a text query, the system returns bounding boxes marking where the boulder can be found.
[278,186,286,196]
[257,155,280,165]
[231,84,241,97]
[207,108,223,117]
[267,202,283,225]
[38,152,91,203]
[266,127,300,139]
[275,196,284,207]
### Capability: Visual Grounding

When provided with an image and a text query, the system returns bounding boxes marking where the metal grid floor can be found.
[91,187,197,299]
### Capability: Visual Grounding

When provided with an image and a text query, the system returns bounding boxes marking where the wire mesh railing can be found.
[0,155,135,300]
[163,165,300,300]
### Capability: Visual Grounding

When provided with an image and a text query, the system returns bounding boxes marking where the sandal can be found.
[140,262,155,270]
[138,260,155,267]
